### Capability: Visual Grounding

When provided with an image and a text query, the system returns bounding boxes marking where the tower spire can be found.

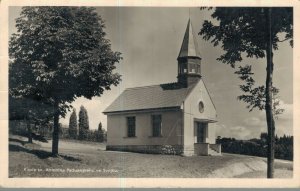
[178,19,201,59]
[177,19,202,87]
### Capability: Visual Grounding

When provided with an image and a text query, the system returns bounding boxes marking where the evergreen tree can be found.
[275,134,279,144]
[96,122,104,142]
[68,108,77,139]
[260,132,268,144]
[98,122,102,131]
[78,106,89,140]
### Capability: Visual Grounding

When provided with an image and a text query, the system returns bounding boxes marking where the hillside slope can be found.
[9,135,293,178]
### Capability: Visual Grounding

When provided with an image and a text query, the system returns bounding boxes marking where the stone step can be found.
[208,148,221,156]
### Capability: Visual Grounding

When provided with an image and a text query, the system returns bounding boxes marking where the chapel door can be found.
[196,122,207,143]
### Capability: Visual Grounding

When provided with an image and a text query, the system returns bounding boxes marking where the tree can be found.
[260,132,268,143]
[68,108,77,139]
[9,7,122,156]
[95,122,106,142]
[78,106,89,140]
[98,122,102,132]
[199,7,293,178]
[97,122,103,141]
[9,61,53,143]
[9,97,53,143]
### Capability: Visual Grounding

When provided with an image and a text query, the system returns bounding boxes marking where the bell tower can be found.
[177,19,202,87]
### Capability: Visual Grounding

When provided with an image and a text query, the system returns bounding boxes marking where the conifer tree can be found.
[68,108,77,139]
[78,106,89,140]
[98,122,102,131]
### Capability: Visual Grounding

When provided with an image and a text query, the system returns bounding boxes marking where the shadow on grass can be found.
[9,144,81,162]
[9,138,27,146]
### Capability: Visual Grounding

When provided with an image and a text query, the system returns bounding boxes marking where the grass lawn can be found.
[9,134,293,178]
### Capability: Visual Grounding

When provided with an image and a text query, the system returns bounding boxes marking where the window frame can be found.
[126,116,136,137]
[151,114,162,137]
[198,101,204,113]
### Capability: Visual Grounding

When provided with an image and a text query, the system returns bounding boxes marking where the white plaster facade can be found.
[105,79,220,156]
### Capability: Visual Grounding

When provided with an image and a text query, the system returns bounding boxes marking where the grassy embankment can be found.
[9,135,293,178]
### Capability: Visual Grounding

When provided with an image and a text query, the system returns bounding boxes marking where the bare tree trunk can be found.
[265,8,275,178]
[26,119,32,143]
[52,99,60,156]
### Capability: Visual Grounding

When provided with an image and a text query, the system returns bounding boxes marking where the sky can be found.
[9,7,293,140]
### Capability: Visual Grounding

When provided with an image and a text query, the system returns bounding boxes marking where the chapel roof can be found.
[103,82,197,114]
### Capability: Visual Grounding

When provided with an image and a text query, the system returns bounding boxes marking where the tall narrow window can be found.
[152,115,162,137]
[127,116,136,137]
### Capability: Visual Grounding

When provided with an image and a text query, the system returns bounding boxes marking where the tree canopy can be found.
[9,7,122,155]
[199,7,293,178]
[10,7,122,116]
[200,7,292,67]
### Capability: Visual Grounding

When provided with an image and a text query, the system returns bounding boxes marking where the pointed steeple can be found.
[178,19,201,59]
[177,19,202,87]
